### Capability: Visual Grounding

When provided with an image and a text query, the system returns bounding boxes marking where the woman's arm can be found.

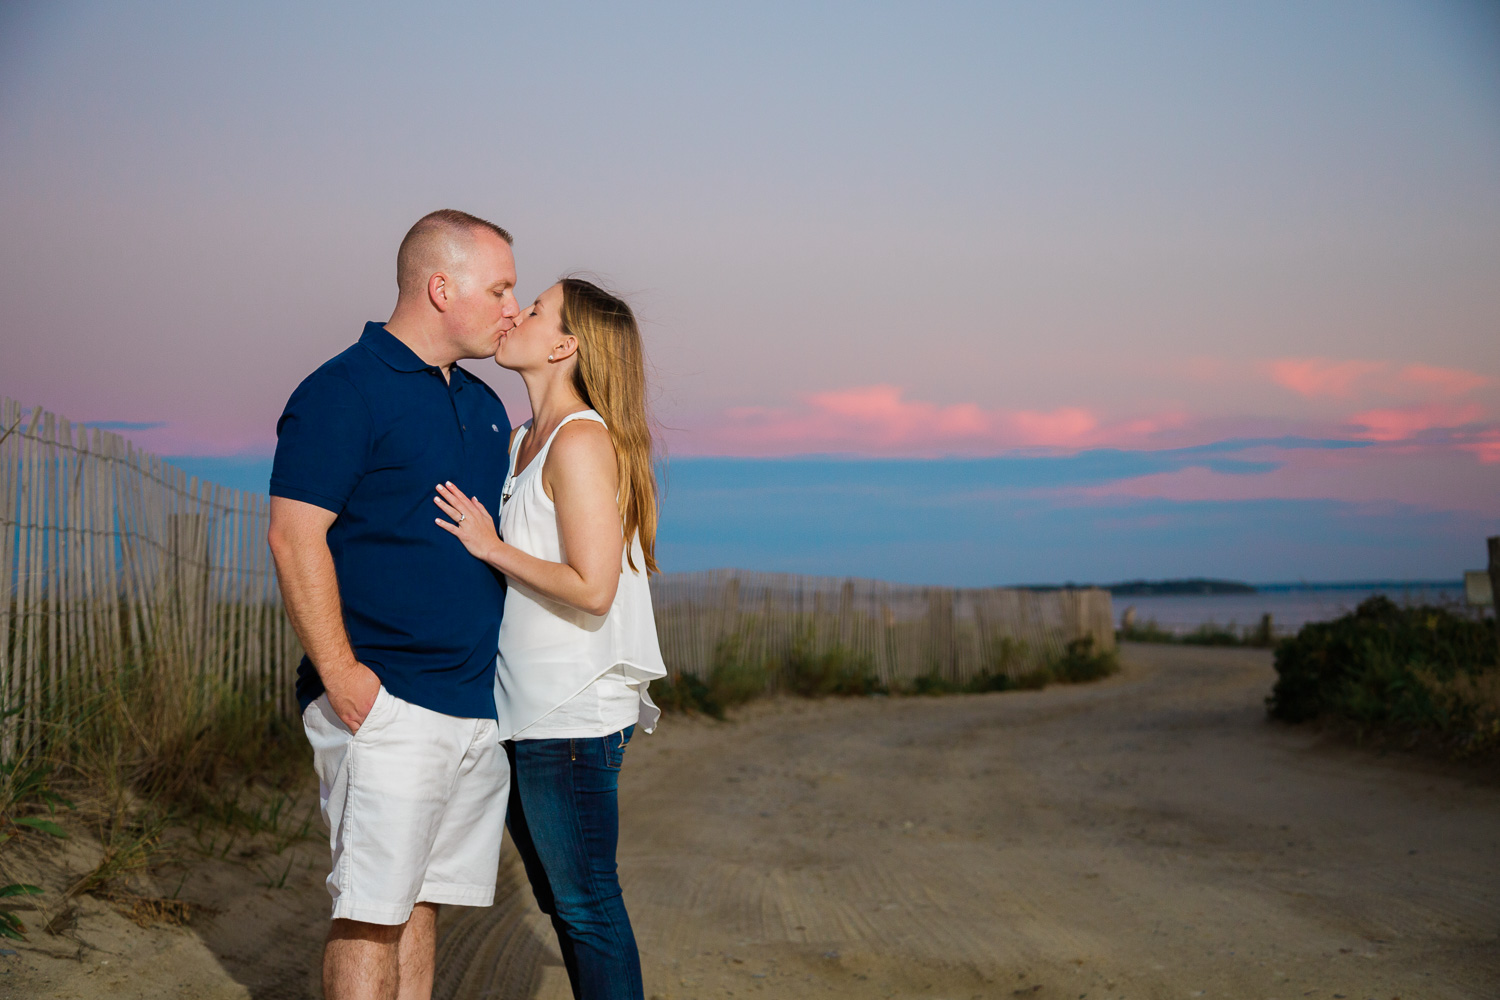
[435,421,624,616]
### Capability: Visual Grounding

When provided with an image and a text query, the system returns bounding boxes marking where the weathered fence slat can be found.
[0,398,300,742]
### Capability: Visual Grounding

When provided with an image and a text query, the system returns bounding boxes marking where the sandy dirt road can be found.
[438,643,1499,1000]
[7,643,1497,999]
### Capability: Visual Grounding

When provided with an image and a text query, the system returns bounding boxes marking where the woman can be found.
[433,276,665,1000]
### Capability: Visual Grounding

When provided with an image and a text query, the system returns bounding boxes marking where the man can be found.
[268,209,518,1000]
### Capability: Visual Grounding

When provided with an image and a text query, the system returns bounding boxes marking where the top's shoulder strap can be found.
[557,409,607,430]
[510,420,533,462]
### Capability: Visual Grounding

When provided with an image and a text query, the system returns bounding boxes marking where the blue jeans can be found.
[505,726,643,1000]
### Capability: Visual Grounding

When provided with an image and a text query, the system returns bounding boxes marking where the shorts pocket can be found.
[353,685,394,741]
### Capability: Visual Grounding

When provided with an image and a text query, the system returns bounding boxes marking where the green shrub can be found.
[910,637,1113,695]
[0,719,73,941]
[1010,667,1053,690]
[1049,636,1119,684]
[782,640,886,697]
[705,634,771,710]
[965,670,1016,693]
[653,632,1118,714]
[909,672,950,695]
[1118,618,1178,643]
[1268,596,1498,753]
[905,637,1028,694]
[650,633,773,719]
[650,671,723,719]
[984,636,1029,673]
[1180,623,1244,647]
[909,671,960,695]
[908,666,1042,695]
[1120,615,1278,648]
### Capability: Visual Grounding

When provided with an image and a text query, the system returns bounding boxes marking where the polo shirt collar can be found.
[359,322,435,373]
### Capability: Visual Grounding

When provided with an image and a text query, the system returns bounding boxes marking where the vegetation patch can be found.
[1049,636,1121,683]
[1267,596,1499,757]
[0,656,318,941]
[658,631,1118,717]
[1120,616,1278,648]
[782,641,886,698]
[651,671,721,719]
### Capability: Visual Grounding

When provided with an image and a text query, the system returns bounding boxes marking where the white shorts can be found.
[302,686,508,925]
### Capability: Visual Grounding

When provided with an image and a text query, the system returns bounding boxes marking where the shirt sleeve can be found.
[269,372,372,514]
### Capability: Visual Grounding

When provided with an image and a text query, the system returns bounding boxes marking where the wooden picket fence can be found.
[1,396,1114,749]
[0,398,299,750]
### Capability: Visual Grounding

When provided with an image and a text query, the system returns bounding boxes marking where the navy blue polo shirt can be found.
[271,322,511,719]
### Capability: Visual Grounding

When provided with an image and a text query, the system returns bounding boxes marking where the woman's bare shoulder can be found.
[544,418,615,485]
[548,418,613,458]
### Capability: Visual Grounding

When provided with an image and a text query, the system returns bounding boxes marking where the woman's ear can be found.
[550,335,579,362]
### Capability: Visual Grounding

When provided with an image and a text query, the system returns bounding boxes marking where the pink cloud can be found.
[1078,445,1500,513]
[680,385,1185,456]
[1346,403,1485,442]
[1396,364,1492,397]
[1458,429,1500,464]
[1268,358,1387,398]
[806,386,998,438]
[1267,357,1491,402]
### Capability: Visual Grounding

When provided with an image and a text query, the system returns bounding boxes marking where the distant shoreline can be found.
[1107,579,1255,596]
[1103,579,1472,635]
[1248,579,1463,593]
[1024,579,1464,596]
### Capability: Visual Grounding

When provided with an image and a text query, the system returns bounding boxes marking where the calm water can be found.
[1114,582,1469,636]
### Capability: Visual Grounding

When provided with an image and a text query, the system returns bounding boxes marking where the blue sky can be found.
[4,1,1499,584]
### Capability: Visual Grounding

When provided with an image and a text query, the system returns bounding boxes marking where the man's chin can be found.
[462,338,505,361]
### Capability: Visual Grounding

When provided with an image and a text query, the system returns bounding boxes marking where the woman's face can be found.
[495,282,566,372]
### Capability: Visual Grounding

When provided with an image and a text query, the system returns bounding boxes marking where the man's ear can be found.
[428,272,452,312]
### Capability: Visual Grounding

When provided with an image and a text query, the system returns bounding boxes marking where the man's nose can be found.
[503,293,520,317]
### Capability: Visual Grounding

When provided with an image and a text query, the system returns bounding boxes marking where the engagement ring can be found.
[458,512,466,523]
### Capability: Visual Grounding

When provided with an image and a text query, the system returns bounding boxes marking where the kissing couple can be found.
[268,209,666,1000]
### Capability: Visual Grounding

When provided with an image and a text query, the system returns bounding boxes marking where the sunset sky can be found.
[2,1,1497,584]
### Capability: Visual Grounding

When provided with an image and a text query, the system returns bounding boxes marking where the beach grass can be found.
[1119,616,1279,648]
[0,644,313,939]
[654,632,1119,717]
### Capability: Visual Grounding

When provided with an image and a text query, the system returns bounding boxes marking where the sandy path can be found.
[0,817,330,1000]
[9,643,1497,998]
[444,642,1499,1000]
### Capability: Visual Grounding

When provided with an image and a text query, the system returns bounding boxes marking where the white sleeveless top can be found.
[494,410,665,740]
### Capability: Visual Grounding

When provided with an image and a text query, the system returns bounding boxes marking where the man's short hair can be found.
[396,209,513,297]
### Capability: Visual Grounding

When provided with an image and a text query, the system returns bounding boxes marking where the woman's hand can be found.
[434,482,502,563]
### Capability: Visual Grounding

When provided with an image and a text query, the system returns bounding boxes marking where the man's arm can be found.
[268,496,380,730]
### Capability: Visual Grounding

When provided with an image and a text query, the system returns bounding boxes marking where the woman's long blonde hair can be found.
[560,277,659,574]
